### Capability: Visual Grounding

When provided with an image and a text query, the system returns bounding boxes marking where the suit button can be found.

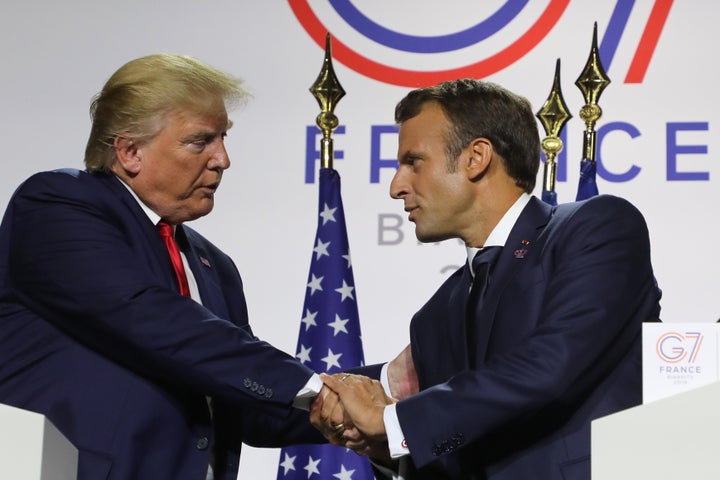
[196,437,209,450]
[257,385,266,395]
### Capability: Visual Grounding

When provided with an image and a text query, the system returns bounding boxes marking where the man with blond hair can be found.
[0,54,324,479]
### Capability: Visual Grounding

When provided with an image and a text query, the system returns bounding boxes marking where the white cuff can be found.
[292,373,323,410]
[384,403,410,458]
[380,362,392,396]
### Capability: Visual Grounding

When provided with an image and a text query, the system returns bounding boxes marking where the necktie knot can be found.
[157,220,173,239]
[471,246,502,279]
[157,221,191,297]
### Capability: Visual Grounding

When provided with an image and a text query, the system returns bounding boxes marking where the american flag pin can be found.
[200,256,211,268]
[514,248,527,259]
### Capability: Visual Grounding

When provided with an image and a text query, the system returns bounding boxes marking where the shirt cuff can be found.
[380,362,392,396]
[384,403,410,458]
[292,373,323,410]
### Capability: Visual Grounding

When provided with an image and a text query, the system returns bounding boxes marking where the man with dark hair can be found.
[314,79,661,480]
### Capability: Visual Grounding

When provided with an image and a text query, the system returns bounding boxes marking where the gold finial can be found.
[536,58,572,197]
[575,22,611,163]
[309,33,346,169]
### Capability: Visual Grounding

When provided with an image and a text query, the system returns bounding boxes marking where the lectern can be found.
[0,403,78,479]
[592,374,720,478]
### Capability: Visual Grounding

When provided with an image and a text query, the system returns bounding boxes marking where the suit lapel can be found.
[176,226,230,320]
[102,174,179,291]
[471,197,553,363]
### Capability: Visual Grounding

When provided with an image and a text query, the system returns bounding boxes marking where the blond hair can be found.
[84,54,248,172]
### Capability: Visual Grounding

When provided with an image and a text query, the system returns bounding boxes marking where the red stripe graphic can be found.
[625,0,674,83]
[289,0,571,87]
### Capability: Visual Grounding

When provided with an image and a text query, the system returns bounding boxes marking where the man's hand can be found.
[320,373,394,441]
[309,384,350,446]
[310,373,399,466]
[387,344,418,400]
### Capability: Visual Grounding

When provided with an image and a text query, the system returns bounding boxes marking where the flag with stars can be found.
[276,168,375,480]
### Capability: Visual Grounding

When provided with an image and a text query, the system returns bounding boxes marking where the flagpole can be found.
[575,22,611,201]
[310,33,346,170]
[576,22,611,165]
[276,32,375,480]
[536,58,572,207]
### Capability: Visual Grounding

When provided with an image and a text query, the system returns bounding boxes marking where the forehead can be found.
[398,102,450,149]
[161,105,230,132]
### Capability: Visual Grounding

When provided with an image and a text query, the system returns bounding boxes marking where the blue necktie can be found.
[466,247,502,365]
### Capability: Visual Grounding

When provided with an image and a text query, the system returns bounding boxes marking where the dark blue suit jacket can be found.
[373,195,661,479]
[0,169,323,479]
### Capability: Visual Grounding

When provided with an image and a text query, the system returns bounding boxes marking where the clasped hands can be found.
[310,372,395,462]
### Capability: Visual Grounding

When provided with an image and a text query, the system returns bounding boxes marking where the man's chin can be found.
[180,202,214,223]
[415,228,451,244]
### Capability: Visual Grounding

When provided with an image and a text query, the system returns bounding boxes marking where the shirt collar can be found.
[115,175,163,228]
[466,193,532,272]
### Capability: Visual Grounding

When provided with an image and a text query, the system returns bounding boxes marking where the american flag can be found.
[276,168,374,480]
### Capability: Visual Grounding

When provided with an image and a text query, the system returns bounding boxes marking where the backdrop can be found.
[1,1,716,477]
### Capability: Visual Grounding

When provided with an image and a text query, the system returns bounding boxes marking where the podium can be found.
[592,350,720,478]
[0,403,78,479]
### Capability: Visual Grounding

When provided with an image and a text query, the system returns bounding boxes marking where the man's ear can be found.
[113,135,142,175]
[465,137,493,181]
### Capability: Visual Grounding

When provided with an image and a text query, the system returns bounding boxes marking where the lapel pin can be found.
[200,256,212,268]
[514,240,530,259]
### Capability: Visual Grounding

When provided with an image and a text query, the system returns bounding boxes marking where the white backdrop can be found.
[1,1,717,478]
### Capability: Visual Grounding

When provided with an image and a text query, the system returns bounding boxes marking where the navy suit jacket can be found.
[369,195,661,480]
[0,169,323,479]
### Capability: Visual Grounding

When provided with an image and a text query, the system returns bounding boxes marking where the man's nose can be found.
[210,143,231,170]
[389,167,408,199]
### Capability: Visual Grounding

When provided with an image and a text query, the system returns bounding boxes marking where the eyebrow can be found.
[181,121,233,144]
[398,150,421,163]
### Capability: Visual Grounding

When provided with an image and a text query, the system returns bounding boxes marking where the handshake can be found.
[311,373,394,463]
[309,345,417,466]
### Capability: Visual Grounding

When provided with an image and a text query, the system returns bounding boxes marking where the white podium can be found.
[0,403,78,480]
[592,380,720,479]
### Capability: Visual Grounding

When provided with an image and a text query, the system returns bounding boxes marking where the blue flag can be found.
[541,189,557,207]
[276,168,375,480]
[575,159,599,200]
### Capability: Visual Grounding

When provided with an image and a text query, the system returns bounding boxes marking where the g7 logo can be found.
[290,0,674,86]
[656,331,703,364]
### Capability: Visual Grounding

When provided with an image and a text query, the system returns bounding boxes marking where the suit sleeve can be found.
[6,171,313,409]
[396,195,661,468]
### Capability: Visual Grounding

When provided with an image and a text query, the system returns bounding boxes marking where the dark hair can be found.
[394,79,540,193]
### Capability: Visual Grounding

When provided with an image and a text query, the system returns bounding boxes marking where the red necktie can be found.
[157,221,191,297]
